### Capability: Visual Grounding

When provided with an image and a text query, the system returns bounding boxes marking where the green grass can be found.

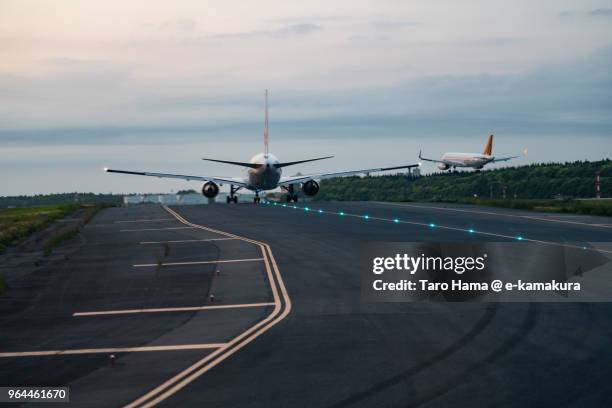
[41,204,112,256]
[42,227,80,256]
[0,204,80,253]
[0,203,113,255]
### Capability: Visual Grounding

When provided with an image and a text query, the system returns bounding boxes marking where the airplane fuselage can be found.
[440,152,495,169]
[247,153,282,191]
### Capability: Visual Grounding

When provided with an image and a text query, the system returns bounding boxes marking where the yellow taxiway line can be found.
[115,218,175,223]
[120,226,196,232]
[132,258,264,268]
[0,344,227,358]
[139,238,238,245]
[125,205,292,408]
[73,302,276,317]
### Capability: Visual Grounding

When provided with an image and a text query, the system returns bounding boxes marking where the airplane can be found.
[418,134,526,172]
[105,90,420,204]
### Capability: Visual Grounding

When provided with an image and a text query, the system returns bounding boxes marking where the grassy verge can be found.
[0,204,81,253]
[446,198,612,216]
[41,204,112,256]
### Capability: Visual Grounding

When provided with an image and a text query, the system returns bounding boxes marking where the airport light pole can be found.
[596,171,601,199]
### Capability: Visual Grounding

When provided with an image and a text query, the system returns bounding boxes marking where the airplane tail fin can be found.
[264,89,269,156]
[483,134,493,156]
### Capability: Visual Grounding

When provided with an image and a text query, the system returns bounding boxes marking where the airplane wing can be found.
[279,164,420,186]
[418,150,446,164]
[491,148,528,163]
[104,168,249,188]
[490,155,520,163]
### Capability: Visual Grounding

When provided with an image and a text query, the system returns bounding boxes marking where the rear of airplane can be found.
[483,134,494,156]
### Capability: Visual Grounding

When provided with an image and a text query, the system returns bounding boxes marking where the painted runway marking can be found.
[120,226,196,232]
[133,258,264,268]
[377,202,612,229]
[0,343,226,358]
[125,205,291,408]
[73,302,276,317]
[115,218,175,223]
[140,238,238,245]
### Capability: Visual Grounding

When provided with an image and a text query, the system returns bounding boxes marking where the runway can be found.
[1,201,611,407]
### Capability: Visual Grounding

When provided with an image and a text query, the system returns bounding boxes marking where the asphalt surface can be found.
[1,201,611,407]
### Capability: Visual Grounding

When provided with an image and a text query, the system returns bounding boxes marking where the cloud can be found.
[2,43,610,146]
[267,15,352,24]
[468,37,523,46]
[589,8,612,16]
[142,18,199,33]
[210,23,322,39]
[371,20,418,29]
[560,8,612,18]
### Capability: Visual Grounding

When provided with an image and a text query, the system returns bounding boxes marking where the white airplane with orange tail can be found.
[105,90,419,203]
[418,135,527,172]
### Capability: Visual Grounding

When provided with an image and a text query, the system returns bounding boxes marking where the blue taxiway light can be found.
[318,209,323,213]
[304,207,310,211]
[516,236,524,241]
[429,223,436,228]
[364,215,369,219]
[468,228,475,234]
[340,212,345,216]
[394,218,400,223]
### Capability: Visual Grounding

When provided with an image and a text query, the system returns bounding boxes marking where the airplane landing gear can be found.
[285,184,298,203]
[253,191,261,203]
[227,185,240,204]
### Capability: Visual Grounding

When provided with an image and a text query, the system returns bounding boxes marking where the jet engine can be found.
[202,181,220,198]
[437,163,449,170]
[302,180,320,196]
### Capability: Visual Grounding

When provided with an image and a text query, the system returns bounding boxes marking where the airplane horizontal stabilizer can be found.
[275,156,334,168]
[202,158,262,168]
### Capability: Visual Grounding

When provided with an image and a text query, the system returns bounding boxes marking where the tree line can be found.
[315,159,611,201]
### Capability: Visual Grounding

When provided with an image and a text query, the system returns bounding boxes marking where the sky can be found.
[1,0,611,195]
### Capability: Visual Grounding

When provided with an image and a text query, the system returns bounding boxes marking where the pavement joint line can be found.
[121,226,196,232]
[377,201,612,229]
[0,343,227,358]
[73,302,276,317]
[115,218,175,223]
[139,238,238,245]
[125,205,292,408]
[133,258,265,268]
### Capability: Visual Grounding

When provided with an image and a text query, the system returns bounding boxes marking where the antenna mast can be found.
[264,89,269,156]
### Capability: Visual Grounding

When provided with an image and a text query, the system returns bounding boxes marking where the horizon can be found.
[1,1,611,194]
[1,157,609,197]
